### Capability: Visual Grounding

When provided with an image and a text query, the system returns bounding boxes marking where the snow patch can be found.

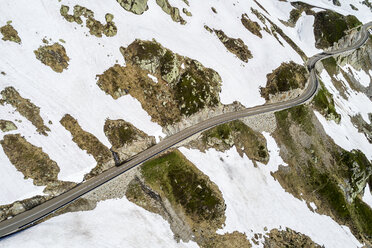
[315,70,372,160]
[179,133,361,248]
[0,198,198,248]
[362,184,372,209]
[147,74,158,83]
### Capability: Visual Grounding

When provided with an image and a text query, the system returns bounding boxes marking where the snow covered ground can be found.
[0,0,313,204]
[0,0,371,246]
[314,70,372,160]
[180,133,362,248]
[0,197,198,248]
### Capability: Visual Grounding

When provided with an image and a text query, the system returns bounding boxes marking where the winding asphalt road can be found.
[0,22,371,239]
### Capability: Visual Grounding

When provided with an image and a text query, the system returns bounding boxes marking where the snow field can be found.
[179,133,362,248]
[0,197,199,248]
[315,70,372,160]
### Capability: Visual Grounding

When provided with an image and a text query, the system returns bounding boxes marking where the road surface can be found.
[0,22,371,239]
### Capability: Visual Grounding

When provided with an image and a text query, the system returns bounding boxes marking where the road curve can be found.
[0,22,371,239]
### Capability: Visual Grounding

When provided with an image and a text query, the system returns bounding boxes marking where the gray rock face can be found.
[116,0,149,15]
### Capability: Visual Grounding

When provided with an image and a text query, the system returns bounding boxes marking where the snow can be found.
[0,0,309,204]
[362,184,372,209]
[309,202,317,210]
[147,74,158,83]
[179,133,362,248]
[0,197,198,248]
[314,70,372,160]
[342,65,371,87]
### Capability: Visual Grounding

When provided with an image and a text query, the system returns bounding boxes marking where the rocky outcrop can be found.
[350,114,372,143]
[115,0,186,24]
[0,21,21,44]
[312,83,341,124]
[213,29,252,63]
[0,87,50,135]
[332,0,341,6]
[97,39,222,126]
[186,120,269,165]
[60,5,117,37]
[156,0,186,24]
[260,61,308,102]
[0,120,17,132]
[34,42,70,73]
[103,119,156,163]
[116,0,149,15]
[314,10,361,49]
[272,104,372,245]
[126,176,194,242]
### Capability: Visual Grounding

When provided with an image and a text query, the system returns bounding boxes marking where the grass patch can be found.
[276,105,313,135]
[134,41,164,61]
[310,166,351,220]
[141,150,223,221]
[353,197,372,236]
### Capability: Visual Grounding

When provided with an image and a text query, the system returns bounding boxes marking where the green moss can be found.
[307,165,351,220]
[353,198,372,236]
[340,150,370,172]
[117,126,135,145]
[160,50,176,76]
[288,8,303,25]
[314,11,362,48]
[205,123,232,141]
[175,67,218,116]
[141,150,223,221]
[135,41,163,61]
[261,62,307,100]
[322,57,338,75]
[312,83,341,123]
